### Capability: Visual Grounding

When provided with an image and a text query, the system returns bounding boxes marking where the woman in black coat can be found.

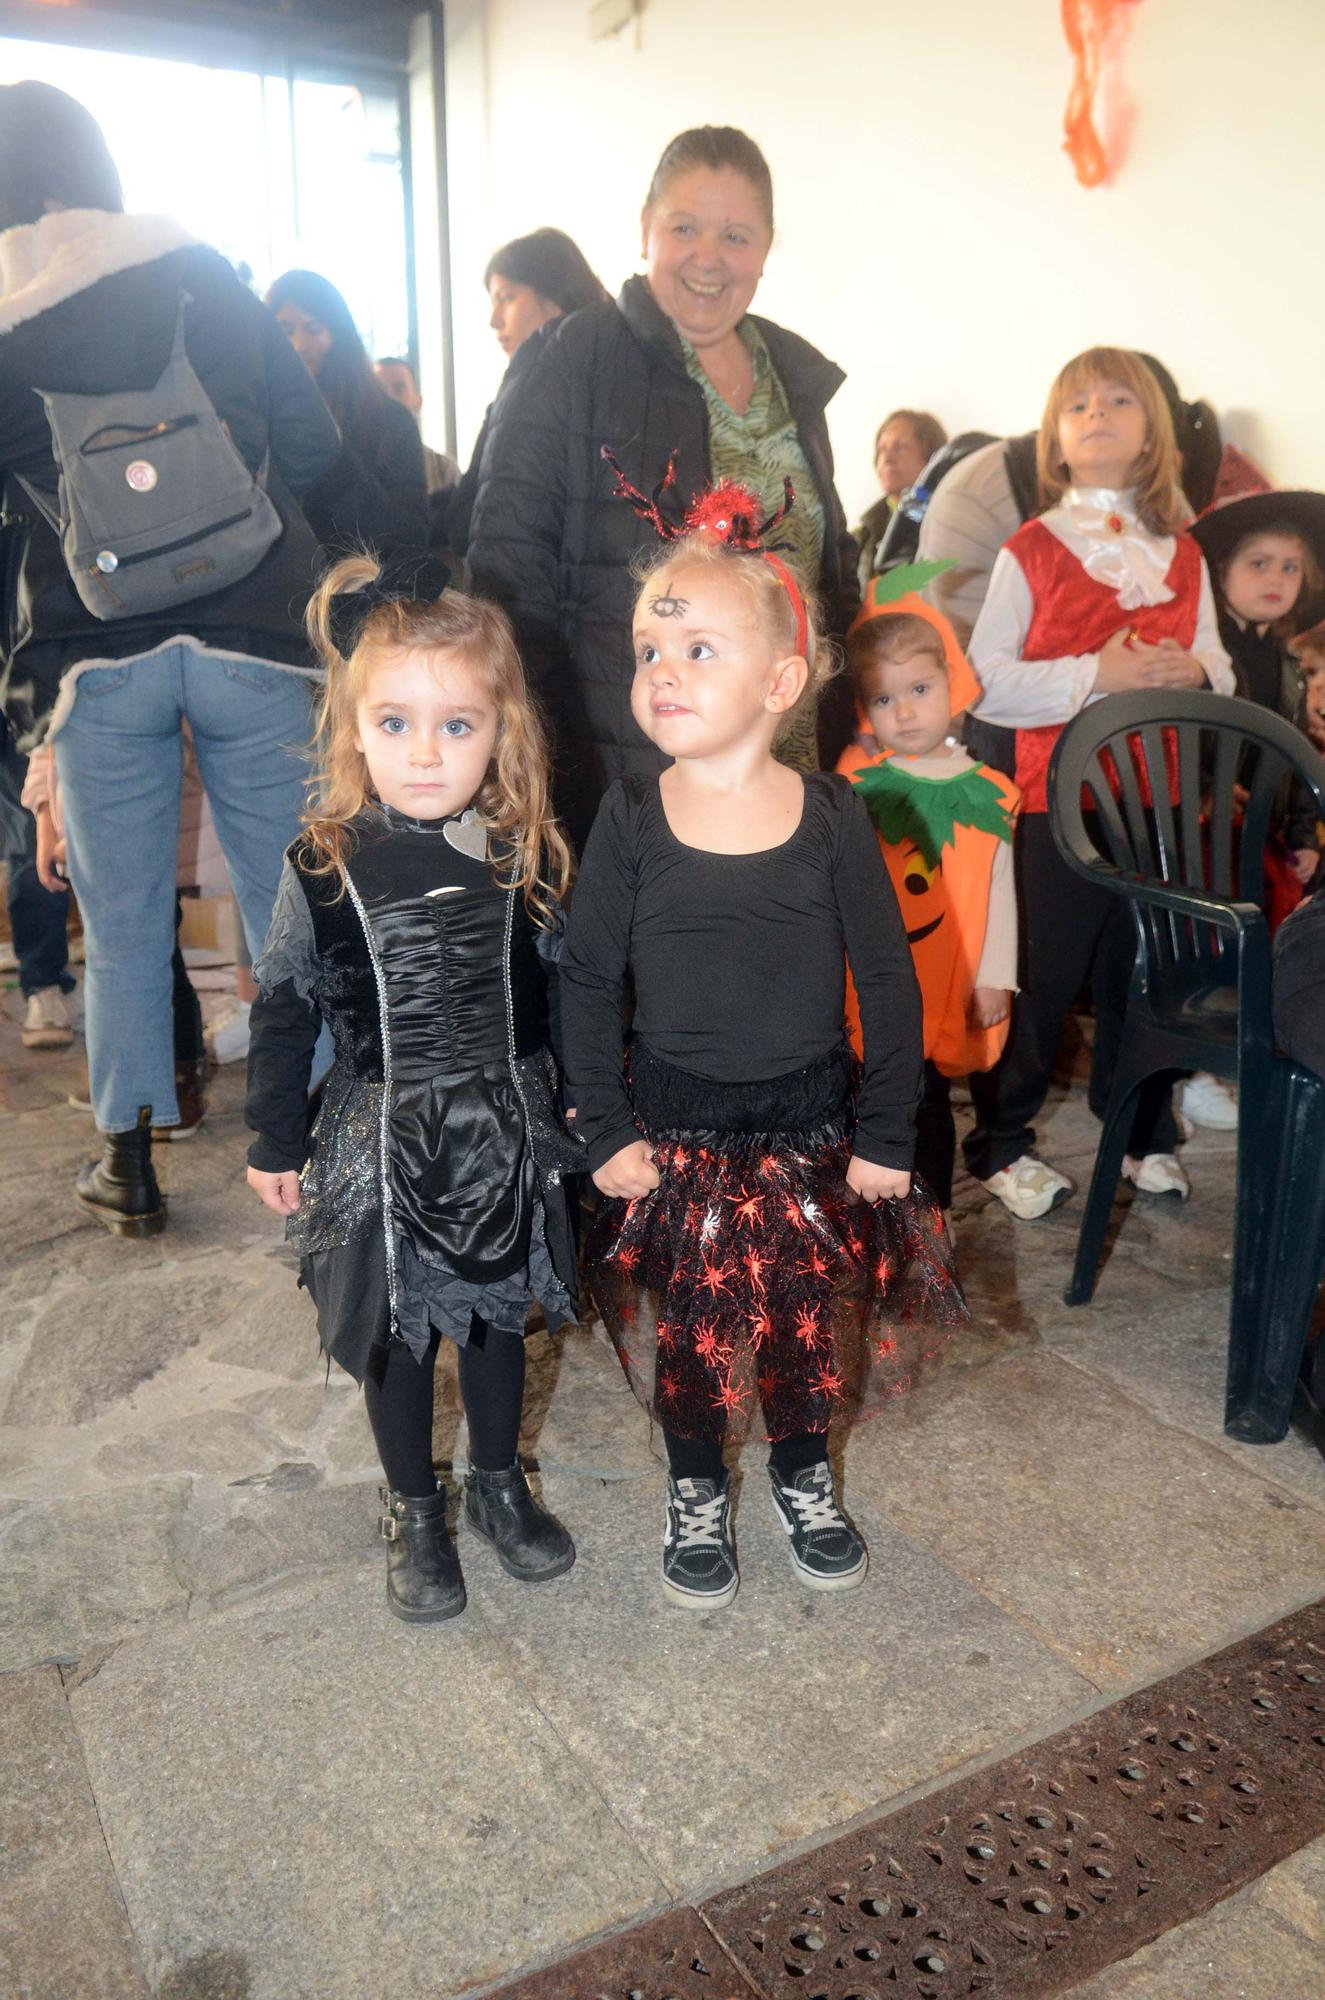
[468,126,860,850]
[268,268,427,564]
[447,227,608,562]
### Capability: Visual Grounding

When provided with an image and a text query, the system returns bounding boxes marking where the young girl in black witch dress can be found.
[561,478,966,1610]
[244,554,583,1623]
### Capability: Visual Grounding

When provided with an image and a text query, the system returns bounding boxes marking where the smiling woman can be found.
[467,125,862,850]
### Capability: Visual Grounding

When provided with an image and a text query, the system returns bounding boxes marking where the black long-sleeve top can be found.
[1219,613,1321,855]
[560,772,923,1173]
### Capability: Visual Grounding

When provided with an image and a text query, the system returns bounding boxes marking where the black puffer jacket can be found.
[446,321,553,562]
[468,275,860,846]
[0,211,341,749]
[298,386,428,563]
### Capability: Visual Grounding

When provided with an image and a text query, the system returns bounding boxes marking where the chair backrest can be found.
[1048,690,1325,990]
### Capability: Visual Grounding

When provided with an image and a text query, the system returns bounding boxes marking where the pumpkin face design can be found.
[898,842,946,945]
[846,754,1021,1077]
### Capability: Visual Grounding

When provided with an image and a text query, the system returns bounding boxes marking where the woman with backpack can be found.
[0,81,342,1235]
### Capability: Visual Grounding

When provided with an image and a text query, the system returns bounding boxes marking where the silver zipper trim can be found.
[342,870,400,1336]
[503,885,554,1184]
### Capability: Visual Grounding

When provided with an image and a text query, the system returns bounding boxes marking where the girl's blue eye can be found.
[442,719,471,737]
[380,715,407,735]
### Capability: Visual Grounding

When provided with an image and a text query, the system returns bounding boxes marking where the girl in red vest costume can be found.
[964,347,1234,1220]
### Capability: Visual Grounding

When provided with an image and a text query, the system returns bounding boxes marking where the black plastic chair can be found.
[1047,690,1325,1442]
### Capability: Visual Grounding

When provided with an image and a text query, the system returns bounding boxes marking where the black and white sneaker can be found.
[661,1474,739,1609]
[768,1461,868,1591]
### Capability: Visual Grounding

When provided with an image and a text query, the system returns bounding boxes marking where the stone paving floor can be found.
[3,976,1325,1999]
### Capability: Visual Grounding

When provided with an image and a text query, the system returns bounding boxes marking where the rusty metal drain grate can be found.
[700,1598,1325,1998]
[482,1904,755,1999]
[478,1600,1325,2000]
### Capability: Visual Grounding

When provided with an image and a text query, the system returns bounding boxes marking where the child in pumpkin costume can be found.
[839,570,1020,1209]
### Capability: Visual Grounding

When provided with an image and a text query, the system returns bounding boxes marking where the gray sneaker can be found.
[21,986,73,1049]
[768,1460,868,1591]
[661,1474,738,1609]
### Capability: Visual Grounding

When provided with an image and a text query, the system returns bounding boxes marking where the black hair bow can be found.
[326,553,452,658]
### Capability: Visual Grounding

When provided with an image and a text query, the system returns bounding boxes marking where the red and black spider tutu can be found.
[586,1045,967,1445]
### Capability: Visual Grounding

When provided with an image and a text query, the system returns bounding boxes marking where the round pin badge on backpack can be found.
[125,460,158,492]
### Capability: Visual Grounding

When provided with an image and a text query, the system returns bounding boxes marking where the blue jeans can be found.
[0,718,73,999]
[55,644,315,1132]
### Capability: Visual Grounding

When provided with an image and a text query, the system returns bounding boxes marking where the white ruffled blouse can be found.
[968,487,1233,727]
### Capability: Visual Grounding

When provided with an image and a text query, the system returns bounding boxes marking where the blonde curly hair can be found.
[300,553,570,924]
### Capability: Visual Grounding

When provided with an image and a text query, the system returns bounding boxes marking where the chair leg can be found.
[1225,1067,1325,1443]
[1064,1069,1146,1307]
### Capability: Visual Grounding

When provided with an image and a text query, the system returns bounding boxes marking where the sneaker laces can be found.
[673,1485,729,1549]
[781,1472,845,1535]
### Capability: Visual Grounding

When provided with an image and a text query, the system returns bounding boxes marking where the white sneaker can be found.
[21,986,74,1049]
[206,1001,251,1065]
[980,1155,1075,1220]
[1122,1153,1191,1200]
[1177,1073,1238,1131]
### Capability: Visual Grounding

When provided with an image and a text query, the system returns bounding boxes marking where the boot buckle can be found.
[379,1513,399,1542]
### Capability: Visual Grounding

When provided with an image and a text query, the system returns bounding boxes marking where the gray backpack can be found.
[21,292,282,620]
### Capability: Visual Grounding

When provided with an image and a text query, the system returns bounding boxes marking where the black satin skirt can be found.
[298,1058,581,1381]
[391,1060,536,1282]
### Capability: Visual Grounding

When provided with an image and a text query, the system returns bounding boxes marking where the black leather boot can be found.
[379,1486,466,1622]
[75,1105,166,1237]
[464,1462,575,1581]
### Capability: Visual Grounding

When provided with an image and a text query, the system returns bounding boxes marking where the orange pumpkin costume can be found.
[841,579,1021,1077]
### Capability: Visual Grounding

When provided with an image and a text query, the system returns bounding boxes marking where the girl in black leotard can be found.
[561,510,966,1611]
[244,554,583,1624]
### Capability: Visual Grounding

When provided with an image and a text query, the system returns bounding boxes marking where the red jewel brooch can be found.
[1107,512,1124,534]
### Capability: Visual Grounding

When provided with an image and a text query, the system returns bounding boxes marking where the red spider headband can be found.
[601,445,810,659]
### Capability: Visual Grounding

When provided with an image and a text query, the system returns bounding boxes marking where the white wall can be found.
[444,0,1325,522]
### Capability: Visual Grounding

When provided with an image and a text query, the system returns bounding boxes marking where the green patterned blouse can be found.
[681,320,827,768]
[680,319,826,592]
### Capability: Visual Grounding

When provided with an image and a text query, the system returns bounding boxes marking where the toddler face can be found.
[1298,652,1325,746]
[353,646,499,820]
[630,561,801,759]
[860,645,951,758]
[1223,533,1307,627]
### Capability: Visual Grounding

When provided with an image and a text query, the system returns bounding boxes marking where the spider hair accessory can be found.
[601,445,808,658]
[326,553,453,658]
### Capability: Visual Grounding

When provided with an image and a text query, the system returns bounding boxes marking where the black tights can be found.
[663,1424,827,1486]
[363,1320,526,1497]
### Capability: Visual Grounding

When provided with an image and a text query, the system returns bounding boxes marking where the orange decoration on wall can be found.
[1062,0,1145,188]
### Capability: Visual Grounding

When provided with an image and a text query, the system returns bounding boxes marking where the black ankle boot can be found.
[464,1462,575,1581]
[75,1105,166,1237]
[379,1486,466,1622]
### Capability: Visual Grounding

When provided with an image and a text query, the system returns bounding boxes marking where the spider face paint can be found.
[649,594,689,618]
